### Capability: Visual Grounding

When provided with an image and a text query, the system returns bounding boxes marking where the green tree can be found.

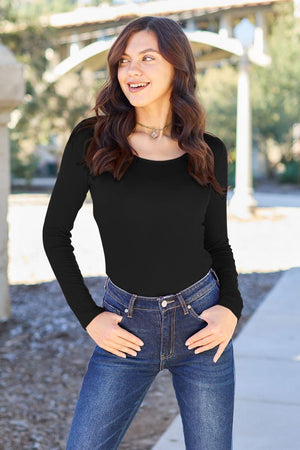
[251,2,300,144]
[1,19,102,182]
[197,64,238,151]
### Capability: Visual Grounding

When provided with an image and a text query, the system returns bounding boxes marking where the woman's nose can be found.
[127,60,142,77]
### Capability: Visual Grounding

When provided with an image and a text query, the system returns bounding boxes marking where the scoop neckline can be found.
[133,152,188,164]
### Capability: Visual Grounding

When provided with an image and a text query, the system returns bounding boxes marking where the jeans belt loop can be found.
[210,268,220,286]
[176,292,189,315]
[104,276,109,290]
[127,294,138,318]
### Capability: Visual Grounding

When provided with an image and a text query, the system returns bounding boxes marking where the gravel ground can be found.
[0,270,283,450]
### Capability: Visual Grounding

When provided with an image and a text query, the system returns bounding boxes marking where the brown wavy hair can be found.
[78,15,226,196]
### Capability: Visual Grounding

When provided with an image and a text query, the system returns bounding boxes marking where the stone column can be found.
[0,43,24,321]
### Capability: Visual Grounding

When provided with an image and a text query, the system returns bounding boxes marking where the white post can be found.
[254,10,268,54]
[219,13,232,38]
[229,18,257,219]
[229,51,257,218]
[69,34,82,57]
[0,43,24,321]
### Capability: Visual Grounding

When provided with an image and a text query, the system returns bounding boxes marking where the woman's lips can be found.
[127,82,150,93]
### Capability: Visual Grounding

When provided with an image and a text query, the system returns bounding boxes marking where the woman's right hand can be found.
[85,312,144,358]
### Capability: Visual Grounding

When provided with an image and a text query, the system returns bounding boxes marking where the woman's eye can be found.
[119,55,154,64]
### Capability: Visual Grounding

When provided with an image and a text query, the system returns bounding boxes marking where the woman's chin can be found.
[127,99,152,108]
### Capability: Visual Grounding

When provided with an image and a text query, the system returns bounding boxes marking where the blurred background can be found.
[0,1,300,449]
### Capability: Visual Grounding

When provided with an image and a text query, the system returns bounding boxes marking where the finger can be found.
[117,327,144,347]
[185,330,214,346]
[102,345,127,358]
[106,339,139,356]
[194,340,219,354]
[187,336,215,349]
[111,336,141,351]
[213,342,229,363]
[110,341,141,356]
[105,342,139,358]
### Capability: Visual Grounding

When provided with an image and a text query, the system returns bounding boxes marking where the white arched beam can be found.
[44,29,270,83]
[185,30,270,67]
[43,37,116,82]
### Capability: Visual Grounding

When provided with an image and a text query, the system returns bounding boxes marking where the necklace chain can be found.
[136,121,172,139]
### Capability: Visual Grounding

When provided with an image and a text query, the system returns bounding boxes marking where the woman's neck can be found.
[135,103,172,130]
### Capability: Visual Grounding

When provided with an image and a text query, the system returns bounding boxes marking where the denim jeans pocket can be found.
[103,291,128,323]
[186,281,220,322]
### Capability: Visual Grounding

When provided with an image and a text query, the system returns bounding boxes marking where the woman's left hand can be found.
[185,305,238,363]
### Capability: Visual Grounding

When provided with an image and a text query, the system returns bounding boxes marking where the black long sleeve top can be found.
[42,118,243,329]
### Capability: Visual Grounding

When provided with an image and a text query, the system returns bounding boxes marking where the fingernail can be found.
[140,342,144,346]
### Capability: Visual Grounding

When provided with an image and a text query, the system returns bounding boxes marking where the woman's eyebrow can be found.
[122,48,160,56]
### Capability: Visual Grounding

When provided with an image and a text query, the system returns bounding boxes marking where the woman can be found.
[42,15,243,450]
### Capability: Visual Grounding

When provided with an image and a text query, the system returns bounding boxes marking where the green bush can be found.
[278,158,300,184]
[10,139,40,184]
[228,162,236,189]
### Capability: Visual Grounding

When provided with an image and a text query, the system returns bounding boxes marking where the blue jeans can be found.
[66,268,235,450]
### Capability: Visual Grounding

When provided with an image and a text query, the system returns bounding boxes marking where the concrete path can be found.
[152,267,300,449]
[227,190,300,207]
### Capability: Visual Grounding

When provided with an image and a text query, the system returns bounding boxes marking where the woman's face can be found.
[117,30,175,109]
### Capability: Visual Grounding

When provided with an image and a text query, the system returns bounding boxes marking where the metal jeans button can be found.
[161,300,168,307]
